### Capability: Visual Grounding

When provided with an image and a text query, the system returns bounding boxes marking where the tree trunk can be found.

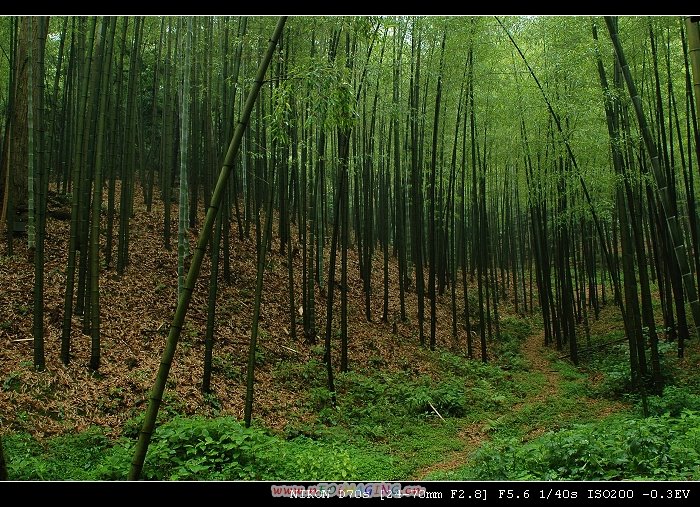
[244,166,275,427]
[31,17,49,370]
[117,16,143,275]
[428,29,446,351]
[61,17,96,365]
[9,17,29,238]
[410,21,425,346]
[89,18,115,371]
[178,18,192,296]
[684,17,700,153]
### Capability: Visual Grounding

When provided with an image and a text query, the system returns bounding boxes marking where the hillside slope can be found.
[1,187,482,439]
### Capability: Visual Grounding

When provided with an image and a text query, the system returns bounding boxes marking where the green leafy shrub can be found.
[437,351,510,386]
[97,415,360,481]
[309,386,335,411]
[646,385,700,417]
[404,378,468,417]
[273,358,326,387]
[259,436,357,480]
[589,343,634,398]
[589,338,678,401]
[457,410,700,480]
[348,371,470,419]
[98,416,272,480]
[499,316,533,340]
[336,361,511,427]
[495,317,532,369]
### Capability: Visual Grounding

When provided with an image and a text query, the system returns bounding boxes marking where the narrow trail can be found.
[518,331,560,403]
[411,331,560,480]
[410,420,487,480]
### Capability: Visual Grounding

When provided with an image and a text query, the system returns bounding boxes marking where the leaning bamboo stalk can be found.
[685,17,700,139]
[606,16,700,341]
[128,16,287,481]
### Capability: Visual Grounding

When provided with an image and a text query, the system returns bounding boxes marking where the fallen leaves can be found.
[0,182,482,441]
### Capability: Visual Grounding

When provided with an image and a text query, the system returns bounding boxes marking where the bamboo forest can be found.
[2,15,700,483]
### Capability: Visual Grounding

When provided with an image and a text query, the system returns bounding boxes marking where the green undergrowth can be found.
[5,416,363,480]
[492,316,533,370]
[4,428,111,480]
[3,316,534,481]
[426,359,700,480]
[429,403,700,480]
[13,311,699,481]
[426,309,700,481]
[99,416,363,480]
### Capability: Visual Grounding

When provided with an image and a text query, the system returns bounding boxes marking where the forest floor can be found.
[1,184,481,441]
[0,184,647,480]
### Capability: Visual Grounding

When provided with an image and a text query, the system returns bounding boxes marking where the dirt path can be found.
[516,331,559,407]
[411,331,557,480]
[411,420,488,480]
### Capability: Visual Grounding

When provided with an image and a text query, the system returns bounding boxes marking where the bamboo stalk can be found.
[128,16,287,481]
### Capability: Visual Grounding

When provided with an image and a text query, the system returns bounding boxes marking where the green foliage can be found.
[3,395,500,482]
[273,358,326,386]
[404,378,467,417]
[121,392,184,439]
[98,416,271,480]
[259,436,357,480]
[97,416,358,481]
[588,338,676,400]
[589,342,637,398]
[483,384,595,439]
[442,410,700,480]
[212,353,243,382]
[2,372,21,392]
[437,351,509,383]
[493,316,532,370]
[269,83,292,144]
[255,348,266,366]
[404,377,506,419]
[5,428,110,480]
[645,385,700,417]
[335,358,513,430]
[499,316,533,342]
[9,310,657,482]
[203,392,222,414]
[287,57,356,131]
[309,386,335,411]
[550,359,589,398]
